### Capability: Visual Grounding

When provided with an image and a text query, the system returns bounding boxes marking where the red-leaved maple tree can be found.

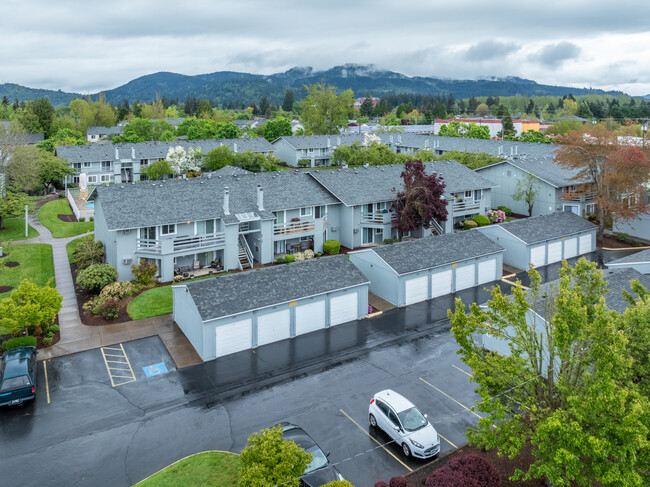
[392,160,448,241]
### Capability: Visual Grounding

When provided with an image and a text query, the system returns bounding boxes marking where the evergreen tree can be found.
[1,96,8,107]
[525,99,535,114]
[374,99,389,117]
[282,90,294,112]
[467,97,479,114]
[446,93,456,114]
[359,94,374,117]
[259,95,270,117]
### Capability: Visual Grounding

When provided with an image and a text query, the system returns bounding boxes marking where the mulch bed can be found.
[0,286,13,293]
[58,214,77,223]
[4,261,19,268]
[405,443,545,487]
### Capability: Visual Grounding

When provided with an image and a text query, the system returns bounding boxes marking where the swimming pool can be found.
[84,201,95,208]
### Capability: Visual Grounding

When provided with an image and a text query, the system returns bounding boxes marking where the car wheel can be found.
[402,443,411,457]
[369,413,378,428]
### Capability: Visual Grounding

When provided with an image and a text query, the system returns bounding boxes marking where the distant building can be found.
[433,119,540,138]
[354,96,380,110]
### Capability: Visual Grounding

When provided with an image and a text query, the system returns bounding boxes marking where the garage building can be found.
[606,248,650,275]
[348,231,504,307]
[476,212,596,270]
[172,255,369,361]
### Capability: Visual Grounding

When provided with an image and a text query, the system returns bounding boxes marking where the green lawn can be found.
[136,451,239,487]
[127,274,224,320]
[0,218,39,242]
[0,244,55,301]
[38,199,94,238]
[66,234,94,264]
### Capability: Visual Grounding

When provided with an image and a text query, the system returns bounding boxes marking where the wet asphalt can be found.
[0,249,639,487]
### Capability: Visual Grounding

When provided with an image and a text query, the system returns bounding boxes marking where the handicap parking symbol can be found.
[143,362,168,377]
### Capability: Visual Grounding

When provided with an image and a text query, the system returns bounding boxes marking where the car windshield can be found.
[397,407,428,432]
[303,445,329,473]
[0,375,31,392]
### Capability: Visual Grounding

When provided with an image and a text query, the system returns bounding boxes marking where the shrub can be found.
[473,214,491,226]
[173,275,185,283]
[76,263,118,294]
[2,336,37,350]
[297,159,311,167]
[79,217,85,222]
[46,324,59,333]
[73,238,105,271]
[487,209,506,224]
[323,239,341,255]
[101,298,120,319]
[322,482,354,487]
[285,254,295,263]
[89,216,94,222]
[303,249,315,259]
[131,259,158,286]
[389,477,407,487]
[496,205,512,217]
[374,482,389,487]
[294,252,305,261]
[100,281,135,300]
[426,454,501,487]
[464,220,478,230]
[615,232,629,242]
[383,238,399,245]
[0,279,62,336]
[43,337,52,345]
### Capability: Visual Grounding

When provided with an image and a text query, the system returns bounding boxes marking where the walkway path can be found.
[14,212,201,368]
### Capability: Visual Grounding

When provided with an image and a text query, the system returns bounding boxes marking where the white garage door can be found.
[216,318,252,358]
[295,300,326,335]
[530,245,546,267]
[405,275,429,305]
[455,264,476,291]
[564,238,578,259]
[579,234,592,254]
[430,269,452,298]
[547,241,563,263]
[257,309,291,346]
[330,292,359,326]
[477,259,497,285]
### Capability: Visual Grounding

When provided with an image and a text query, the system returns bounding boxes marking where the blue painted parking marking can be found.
[143,362,168,377]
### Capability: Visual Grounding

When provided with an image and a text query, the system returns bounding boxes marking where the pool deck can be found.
[70,192,95,220]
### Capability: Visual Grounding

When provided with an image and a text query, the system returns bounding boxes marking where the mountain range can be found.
[0,64,626,107]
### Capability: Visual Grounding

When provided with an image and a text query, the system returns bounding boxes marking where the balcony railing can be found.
[452,200,481,213]
[136,232,226,255]
[274,220,316,236]
[361,211,395,224]
[562,191,597,202]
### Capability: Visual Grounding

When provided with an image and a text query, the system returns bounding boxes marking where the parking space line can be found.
[101,344,136,387]
[451,364,471,377]
[419,377,482,420]
[43,361,50,404]
[437,433,457,448]
[339,408,413,472]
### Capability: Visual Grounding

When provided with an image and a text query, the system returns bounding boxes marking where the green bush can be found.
[275,257,286,264]
[89,217,94,222]
[79,217,85,222]
[323,240,341,255]
[383,238,399,245]
[43,337,52,345]
[100,281,135,300]
[46,324,59,333]
[464,220,478,230]
[615,232,629,242]
[497,205,512,217]
[284,254,295,263]
[297,159,311,167]
[73,238,105,271]
[76,263,118,293]
[131,259,158,286]
[2,336,37,350]
[473,214,491,226]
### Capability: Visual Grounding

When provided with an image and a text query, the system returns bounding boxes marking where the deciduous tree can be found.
[512,173,539,216]
[301,83,354,135]
[258,116,292,142]
[0,191,31,229]
[554,125,650,240]
[0,279,62,336]
[392,160,448,240]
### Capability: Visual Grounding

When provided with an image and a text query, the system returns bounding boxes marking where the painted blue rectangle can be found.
[143,362,168,377]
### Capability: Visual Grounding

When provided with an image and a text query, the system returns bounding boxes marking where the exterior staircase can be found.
[238,235,253,270]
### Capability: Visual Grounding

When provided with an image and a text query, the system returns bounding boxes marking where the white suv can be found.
[368,389,440,458]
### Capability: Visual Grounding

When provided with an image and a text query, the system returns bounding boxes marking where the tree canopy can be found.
[176,118,239,140]
[257,116,292,142]
[113,118,176,143]
[300,83,354,135]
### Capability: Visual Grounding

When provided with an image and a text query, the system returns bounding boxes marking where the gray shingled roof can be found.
[533,267,650,316]
[55,138,274,163]
[607,248,650,266]
[273,134,366,149]
[95,169,338,230]
[210,165,252,176]
[309,160,496,206]
[184,255,369,322]
[87,126,123,136]
[370,231,504,275]
[495,212,596,245]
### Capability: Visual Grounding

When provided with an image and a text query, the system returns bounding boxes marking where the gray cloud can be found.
[465,41,519,61]
[529,42,582,68]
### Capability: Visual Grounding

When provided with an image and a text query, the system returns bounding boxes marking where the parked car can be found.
[280,422,346,486]
[0,346,38,407]
[368,389,440,458]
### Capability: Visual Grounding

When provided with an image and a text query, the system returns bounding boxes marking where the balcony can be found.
[273,220,316,236]
[561,191,597,202]
[452,200,481,214]
[136,233,226,255]
[361,212,395,224]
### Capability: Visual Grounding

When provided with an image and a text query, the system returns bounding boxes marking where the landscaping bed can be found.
[405,443,544,487]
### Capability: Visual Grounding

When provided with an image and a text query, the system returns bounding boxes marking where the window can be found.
[72,176,80,183]
[196,219,215,234]
[475,190,482,200]
[274,211,285,225]
[101,161,111,171]
[87,175,97,183]
[375,228,382,234]
[100,174,111,183]
[465,190,473,198]
[300,207,312,217]
[140,227,156,240]
[140,159,149,167]
[308,148,314,153]
[160,224,176,235]
[388,409,400,427]
[73,163,82,170]
[376,400,389,417]
[315,206,324,219]
[83,162,92,168]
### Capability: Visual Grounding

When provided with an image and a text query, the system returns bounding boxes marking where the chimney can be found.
[327,137,331,148]
[131,147,135,159]
[257,184,264,211]
[398,135,402,143]
[390,135,393,144]
[337,137,341,145]
[510,147,514,156]
[223,187,230,215]
[115,147,119,160]
[233,142,238,153]
[364,162,369,168]
[514,145,518,155]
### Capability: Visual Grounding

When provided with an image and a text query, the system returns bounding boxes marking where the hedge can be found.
[2,336,37,350]
[464,220,478,230]
[472,214,491,226]
[323,240,341,255]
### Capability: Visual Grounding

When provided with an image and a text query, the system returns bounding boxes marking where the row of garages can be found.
[173,212,598,361]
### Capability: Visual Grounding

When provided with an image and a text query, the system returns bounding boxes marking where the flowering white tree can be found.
[166,146,202,176]
[363,132,381,147]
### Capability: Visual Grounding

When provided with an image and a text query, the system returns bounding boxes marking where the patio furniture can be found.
[286,243,294,254]
[291,243,301,253]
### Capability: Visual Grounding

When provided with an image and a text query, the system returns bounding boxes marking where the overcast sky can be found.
[2,0,650,96]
